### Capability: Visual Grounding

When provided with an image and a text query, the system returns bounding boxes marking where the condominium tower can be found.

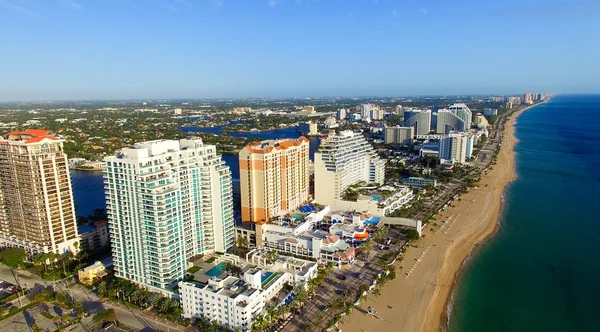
[384,126,414,145]
[239,137,310,224]
[436,109,468,134]
[0,129,79,254]
[314,131,385,206]
[439,132,471,164]
[403,109,432,136]
[104,139,234,291]
[447,103,473,130]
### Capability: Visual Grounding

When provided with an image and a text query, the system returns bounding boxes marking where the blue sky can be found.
[1,0,599,100]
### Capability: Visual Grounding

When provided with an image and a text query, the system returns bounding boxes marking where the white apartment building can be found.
[314,131,385,207]
[439,132,469,164]
[179,264,317,331]
[385,126,414,145]
[360,104,373,120]
[104,139,235,292]
[370,108,384,121]
[403,109,432,136]
[336,108,347,120]
[447,103,472,130]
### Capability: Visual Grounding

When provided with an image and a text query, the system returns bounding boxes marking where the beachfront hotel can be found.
[179,258,317,331]
[439,131,474,164]
[104,138,235,292]
[447,103,473,130]
[239,137,310,224]
[435,109,468,134]
[0,129,80,254]
[402,109,432,136]
[314,131,385,207]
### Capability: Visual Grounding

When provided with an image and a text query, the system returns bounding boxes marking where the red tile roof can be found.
[4,129,59,144]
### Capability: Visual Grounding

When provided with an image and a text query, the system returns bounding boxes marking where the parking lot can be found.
[0,280,22,301]
[277,226,407,332]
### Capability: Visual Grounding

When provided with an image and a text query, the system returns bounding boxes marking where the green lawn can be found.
[187,266,200,274]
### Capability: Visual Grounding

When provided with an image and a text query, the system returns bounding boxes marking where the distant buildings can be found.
[360,104,373,120]
[473,114,489,129]
[104,138,235,292]
[239,138,310,224]
[300,106,316,115]
[435,109,468,134]
[483,108,498,116]
[336,108,347,120]
[348,113,362,122]
[385,126,414,145]
[314,131,385,206]
[447,103,472,130]
[297,122,318,136]
[370,108,384,121]
[403,109,432,136]
[524,93,533,105]
[439,131,472,164]
[0,129,80,254]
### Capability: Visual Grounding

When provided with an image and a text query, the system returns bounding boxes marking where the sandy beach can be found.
[341,104,540,332]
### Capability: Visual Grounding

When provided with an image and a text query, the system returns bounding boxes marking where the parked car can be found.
[358,273,365,279]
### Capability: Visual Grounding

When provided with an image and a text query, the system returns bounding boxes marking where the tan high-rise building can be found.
[0,129,79,254]
[239,137,310,224]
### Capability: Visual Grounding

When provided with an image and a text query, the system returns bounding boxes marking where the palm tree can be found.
[97,281,108,297]
[373,288,381,298]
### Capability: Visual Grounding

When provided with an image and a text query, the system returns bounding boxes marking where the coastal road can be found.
[0,265,190,332]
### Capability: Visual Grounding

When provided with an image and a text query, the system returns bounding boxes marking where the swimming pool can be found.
[292,213,303,220]
[372,195,382,201]
[364,216,381,225]
[261,271,273,283]
[205,263,225,277]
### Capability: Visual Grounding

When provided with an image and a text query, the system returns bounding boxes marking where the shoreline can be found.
[340,101,547,332]
[430,100,548,331]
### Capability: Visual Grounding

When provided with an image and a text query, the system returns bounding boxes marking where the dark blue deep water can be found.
[449,95,600,332]
[71,170,106,217]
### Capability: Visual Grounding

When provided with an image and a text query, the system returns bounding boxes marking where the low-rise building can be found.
[179,262,316,331]
[78,258,113,285]
[402,177,437,188]
[79,220,110,253]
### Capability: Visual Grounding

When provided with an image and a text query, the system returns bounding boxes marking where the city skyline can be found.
[1,0,599,100]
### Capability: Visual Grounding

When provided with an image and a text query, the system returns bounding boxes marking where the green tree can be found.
[0,248,27,268]
[92,309,115,323]
[405,229,420,241]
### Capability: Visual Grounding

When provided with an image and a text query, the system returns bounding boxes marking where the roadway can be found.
[0,265,191,332]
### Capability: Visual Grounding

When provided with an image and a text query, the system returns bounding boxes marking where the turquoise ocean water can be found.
[448,95,600,331]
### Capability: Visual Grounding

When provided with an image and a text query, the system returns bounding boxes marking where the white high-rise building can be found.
[403,109,432,135]
[314,131,385,206]
[385,126,414,145]
[104,139,234,292]
[436,109,468,134]
[439,132,469,164]
[360,104,373,120]
[370,108,385,121]
[336,108,347,120]
[447,103,472,130]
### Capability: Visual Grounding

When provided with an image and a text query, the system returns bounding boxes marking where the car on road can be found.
[358,273,365,279]
[102,322,114,330]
